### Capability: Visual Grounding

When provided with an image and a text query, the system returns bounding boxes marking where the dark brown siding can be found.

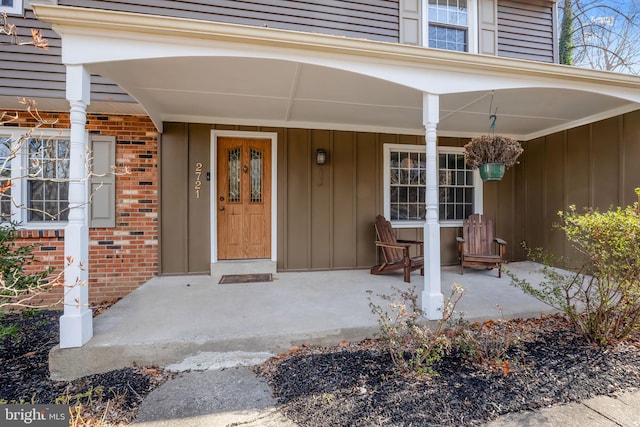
[0,10,131,102]
[159,123,190,273]
[160,123,211,274]
[59,0,400,42]
[497,109,640,267]
[279,126,386,271]
[162,115,640,273]
[160,124,466,273]
[497,0,556,63]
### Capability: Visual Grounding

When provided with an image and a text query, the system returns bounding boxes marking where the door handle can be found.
[219,206,225,211]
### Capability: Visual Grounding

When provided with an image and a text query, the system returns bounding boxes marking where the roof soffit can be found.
[32,4,640,138]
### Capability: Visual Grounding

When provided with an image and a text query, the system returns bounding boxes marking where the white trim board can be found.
[210,130,278,265]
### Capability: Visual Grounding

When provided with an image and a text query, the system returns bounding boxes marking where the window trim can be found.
[1,0,23,16]
[437,146,483,227]
[383,143,483,229]
[423,0,478,54]
[0,127,72,230]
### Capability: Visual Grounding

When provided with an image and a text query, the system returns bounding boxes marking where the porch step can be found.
[210,260,276,276]
[164,351,275,372]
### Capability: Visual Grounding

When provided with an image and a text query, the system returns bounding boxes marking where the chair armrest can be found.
[456,237,465,256]
[375,241,411,249]
[397,239,423,245]
[494,238,507,245]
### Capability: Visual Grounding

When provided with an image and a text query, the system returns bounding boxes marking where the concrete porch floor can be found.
[50,261,556,380]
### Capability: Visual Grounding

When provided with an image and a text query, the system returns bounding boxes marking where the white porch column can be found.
[59,65,92,348]
[422,93,444,319]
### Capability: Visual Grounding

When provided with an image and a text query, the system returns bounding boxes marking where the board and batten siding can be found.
[59,0,400,42]
[159,124,470,274]
[487,109,640,267]
[497,0,557,63]
[0,10,131,103]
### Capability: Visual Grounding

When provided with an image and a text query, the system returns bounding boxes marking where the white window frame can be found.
[1,0,23,15]
[422,0,478,54]
[437,146,482,227]
[383,144,482,228]
[0,127,73,230]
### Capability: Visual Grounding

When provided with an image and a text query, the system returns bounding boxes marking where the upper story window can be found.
[0,129,71,227]
[428,0,469,52]
[383,144,482,228]
[1,0,23,15]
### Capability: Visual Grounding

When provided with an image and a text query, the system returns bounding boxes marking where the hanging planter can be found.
[478,163,506,181]
[464,135,523,182]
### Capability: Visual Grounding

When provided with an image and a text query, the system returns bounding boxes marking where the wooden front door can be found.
[217,137,271,260]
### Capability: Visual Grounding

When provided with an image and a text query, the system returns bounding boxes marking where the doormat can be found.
[219,273,273,284]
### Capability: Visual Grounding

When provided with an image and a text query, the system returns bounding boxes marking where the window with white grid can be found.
[426,0,477,53]
[0,129,71,227]
[27,137,70,222]
[384,144,482,227]
[1,0,23,15]
[438,150,475,221]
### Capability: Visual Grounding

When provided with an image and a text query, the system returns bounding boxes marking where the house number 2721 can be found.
[194,162,203,199]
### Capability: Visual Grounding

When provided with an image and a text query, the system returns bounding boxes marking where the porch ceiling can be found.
[91,56,635,140]
[33,4,640,141]
[4,55,633,141]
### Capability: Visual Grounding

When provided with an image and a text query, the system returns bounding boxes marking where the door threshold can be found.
[211,260,276,275]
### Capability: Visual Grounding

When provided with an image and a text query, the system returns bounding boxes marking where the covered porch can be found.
[30,4,640,351]
[50,262,556,380]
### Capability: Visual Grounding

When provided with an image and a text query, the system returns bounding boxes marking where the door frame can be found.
[210,130,278,264]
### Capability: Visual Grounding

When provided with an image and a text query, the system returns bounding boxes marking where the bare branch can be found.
[0,12,48,49]
[560,0,640,74]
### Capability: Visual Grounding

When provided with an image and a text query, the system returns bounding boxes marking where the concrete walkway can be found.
[133,366,640,427]
[49,261,640,426]
[50,261,554,379]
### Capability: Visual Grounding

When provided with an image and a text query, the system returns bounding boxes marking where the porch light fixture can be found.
[316,149,327,165]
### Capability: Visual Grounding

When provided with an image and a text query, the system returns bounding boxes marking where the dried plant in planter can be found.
[464,135,523,169]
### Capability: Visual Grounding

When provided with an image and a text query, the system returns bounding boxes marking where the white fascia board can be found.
[34,5,640,103]
[166,114,426,136]
[523,103,640,141]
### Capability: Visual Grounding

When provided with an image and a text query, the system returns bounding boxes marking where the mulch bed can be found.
[0,310,172,425]
[3,309,640,426]
[257,315,640,426]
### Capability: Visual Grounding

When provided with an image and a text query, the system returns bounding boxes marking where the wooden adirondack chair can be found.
[456,214,507,277]
[370,215,424,283]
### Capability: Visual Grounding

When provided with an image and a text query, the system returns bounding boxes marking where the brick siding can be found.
[3,111,159,307]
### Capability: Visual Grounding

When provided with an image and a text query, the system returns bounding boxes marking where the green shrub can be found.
[0,222,54,309]
[509,202,640,346]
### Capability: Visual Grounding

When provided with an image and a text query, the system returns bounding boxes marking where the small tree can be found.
[0,13,61,310]
[559,0,576,65]
[509,201,640,346]
[559,0,640,74]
